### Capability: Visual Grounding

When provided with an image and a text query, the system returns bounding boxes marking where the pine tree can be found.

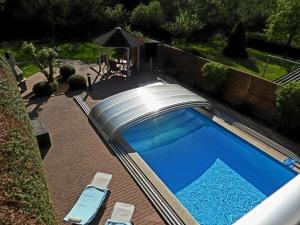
[223,21,248,58]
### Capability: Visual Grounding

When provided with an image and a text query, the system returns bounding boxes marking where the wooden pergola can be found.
[93,27,143,75]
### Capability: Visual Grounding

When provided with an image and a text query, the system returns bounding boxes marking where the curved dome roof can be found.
[89,83,210,141]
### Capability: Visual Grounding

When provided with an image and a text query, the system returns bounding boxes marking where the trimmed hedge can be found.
[199,61,230,95]
[33,80,58,97]
[0,58,57,225]
[67,74,87,90]
[59,64,75,80]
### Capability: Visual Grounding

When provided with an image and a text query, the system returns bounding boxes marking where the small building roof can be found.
[138,36,160,44]
[93,27,144,48]
[89,83,210,141]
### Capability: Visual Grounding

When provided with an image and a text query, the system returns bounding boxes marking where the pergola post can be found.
[106,48,109,75]
[98,46,101,71]
[137,46,140,72]
[127,48,130,76]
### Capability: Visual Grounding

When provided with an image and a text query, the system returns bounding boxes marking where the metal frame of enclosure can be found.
[88,83,211,142]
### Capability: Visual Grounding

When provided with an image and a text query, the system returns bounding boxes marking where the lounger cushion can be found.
[64,185,107,225]
[105,219,132,225]
[67,217,81,223]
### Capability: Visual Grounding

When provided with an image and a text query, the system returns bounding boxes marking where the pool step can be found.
[125,111,195,136]
[126,118,204,152]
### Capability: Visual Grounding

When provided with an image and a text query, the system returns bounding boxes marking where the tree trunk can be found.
[284,26,297,58]
[284,34,293,58]
[48,57,54,83]
[33,54,49,80]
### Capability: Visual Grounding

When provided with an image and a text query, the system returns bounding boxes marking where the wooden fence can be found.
[157,44,278,120]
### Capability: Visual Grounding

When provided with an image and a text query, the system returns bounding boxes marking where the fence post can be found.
[262,57,270,78]
[87,73,92,91]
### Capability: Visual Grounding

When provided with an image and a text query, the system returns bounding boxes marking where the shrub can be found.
[67,74,87,90]
[200,62,230,95]
[33,80,58,97]
[130,1,165,30]
[59,64,75,80]
[223,21,248,58]
[275,82,300,129]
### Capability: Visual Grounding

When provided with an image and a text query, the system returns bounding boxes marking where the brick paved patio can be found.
[24,64,166,225]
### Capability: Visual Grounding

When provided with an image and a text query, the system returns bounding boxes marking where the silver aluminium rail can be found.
[73,95,185,225]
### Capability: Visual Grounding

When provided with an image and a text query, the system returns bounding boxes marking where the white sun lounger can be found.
[105,202,135,225]
[64,172,112,225]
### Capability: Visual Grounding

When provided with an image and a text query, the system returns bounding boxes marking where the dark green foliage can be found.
[130,1,166,30]
[200,61,230,95]
[67,74,87,90]
[183,46,207,58]
[275,82,300,129]
[265,0,300,56]
[0,59,57,225]
[247,32,300,58]
[223,22,248,58]
[33,80,58,97]
[59,64,76,79]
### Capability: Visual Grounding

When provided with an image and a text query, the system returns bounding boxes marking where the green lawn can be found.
[174,40,293,81]
[0,42,113,78]
[58,42,109,63]
[1,39,292,80]
[19,63,40,78]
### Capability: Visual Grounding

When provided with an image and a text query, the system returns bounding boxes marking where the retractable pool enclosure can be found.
[88,83,211,142]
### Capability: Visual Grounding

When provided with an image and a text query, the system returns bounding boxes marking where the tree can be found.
[130,1,166,31]
[105,4,128,27]
[266,0,300,56]
[0,0,6,11]
[22,42,57,83]
[223,21,248,58]
[164,9,202,45]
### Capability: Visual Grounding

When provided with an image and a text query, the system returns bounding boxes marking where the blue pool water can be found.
[121,108,297,225]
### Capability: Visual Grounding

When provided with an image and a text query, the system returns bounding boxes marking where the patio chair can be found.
[109,60,120,74]
[64,172,112,225]
[105,202,135,225]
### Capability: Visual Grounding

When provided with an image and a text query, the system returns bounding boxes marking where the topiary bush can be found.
[199,62,230,95]
[275,82,300,130]
[33,80,58,97]
[223,21,248,58]
[67,74,87,90]
[59,64,76,80]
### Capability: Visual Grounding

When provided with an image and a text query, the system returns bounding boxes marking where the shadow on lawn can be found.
[232,57,260,74]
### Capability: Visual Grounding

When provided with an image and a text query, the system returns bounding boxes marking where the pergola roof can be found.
[93,27,143,48]
[88,83,211,141]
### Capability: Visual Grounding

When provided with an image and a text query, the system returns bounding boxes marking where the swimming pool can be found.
[121,108,297,225]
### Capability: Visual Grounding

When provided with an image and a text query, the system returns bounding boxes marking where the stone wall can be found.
[157,44,278,120]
